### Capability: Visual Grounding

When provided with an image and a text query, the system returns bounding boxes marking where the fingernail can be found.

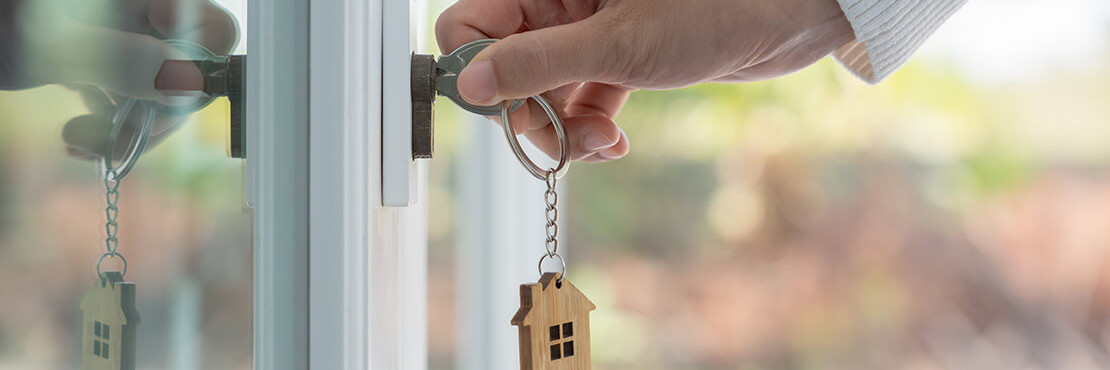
[599,145,626,159]
[458,61,497,104]
[66,145,96,159]
[583,131,618,151]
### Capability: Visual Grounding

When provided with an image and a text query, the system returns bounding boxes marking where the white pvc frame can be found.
[250,0,428,369]
[249,0,309,368]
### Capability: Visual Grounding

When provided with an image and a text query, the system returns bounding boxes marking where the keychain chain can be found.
[543,171,559,257]
[497,95,571,283]
[103,175,122,255]
[94,97,157,280]
[98,174,126,279]
[538,170,566,284]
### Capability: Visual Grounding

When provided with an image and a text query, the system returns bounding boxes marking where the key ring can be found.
[97,39,216,181]
[537,253,566,283]
[96,252,128,281]
[100,98,156,182]
[498,95,570,180]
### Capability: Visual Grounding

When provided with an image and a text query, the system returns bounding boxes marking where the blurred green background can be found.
[426,0,1110,369]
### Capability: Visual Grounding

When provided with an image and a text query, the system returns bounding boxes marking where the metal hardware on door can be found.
[411,54,436,159]
[409,39,525,159]
[193,55,248,159]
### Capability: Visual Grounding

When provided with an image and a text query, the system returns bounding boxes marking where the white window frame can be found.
[249,0,428,369]
[248,1,552,369]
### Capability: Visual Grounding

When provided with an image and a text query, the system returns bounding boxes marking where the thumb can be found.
[457,17,626,106]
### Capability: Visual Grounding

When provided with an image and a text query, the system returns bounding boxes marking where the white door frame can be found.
[248,0,309,369]
[249,0,428,369]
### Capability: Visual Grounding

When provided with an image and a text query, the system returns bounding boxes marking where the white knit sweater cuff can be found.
[833,0,967,83]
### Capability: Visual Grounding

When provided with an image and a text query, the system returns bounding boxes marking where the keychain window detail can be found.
[548,322,575,361]
[512,273,595,369]
[93,321,110,359]
[81,271,139,369]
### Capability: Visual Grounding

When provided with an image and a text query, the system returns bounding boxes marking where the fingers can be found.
[22,0,239,102]
[565,82,631,118]
[435,0,602,54]
[147,0,241,54]
[147,0,240,95]
[62,110,182,161]
[435,0,524,54]
[488,83,633,163]
[154,60,205,94]
[515,83,579,132]
[520,114,624,162]
[580,129,629,162]
[63,114,111,160]
[456,14,628,106]
[23,20,190,104]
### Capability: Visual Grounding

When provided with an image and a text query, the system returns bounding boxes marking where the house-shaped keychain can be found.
[512,273,596,369]
[80,271,140,370]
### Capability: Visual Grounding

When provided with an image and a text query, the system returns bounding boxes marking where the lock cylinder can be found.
[411,54,436,159]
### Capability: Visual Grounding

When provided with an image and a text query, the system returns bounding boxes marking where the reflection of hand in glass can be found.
[0,0,239,160]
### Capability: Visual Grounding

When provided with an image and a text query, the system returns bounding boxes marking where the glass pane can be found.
[0,1,250,369]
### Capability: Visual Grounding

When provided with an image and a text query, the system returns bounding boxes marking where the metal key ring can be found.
[499,95,570,180]
[96,252,128,281]
[100,98,156,182]
[537,253,566,283]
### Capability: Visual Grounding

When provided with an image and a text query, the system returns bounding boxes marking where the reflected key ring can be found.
[100,98,156,182]
[99,39,219,181]
[498,95,570,180]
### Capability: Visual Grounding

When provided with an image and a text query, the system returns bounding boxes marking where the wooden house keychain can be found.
[497,94,596,369]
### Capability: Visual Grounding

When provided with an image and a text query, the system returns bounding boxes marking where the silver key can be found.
[435,39,525,116]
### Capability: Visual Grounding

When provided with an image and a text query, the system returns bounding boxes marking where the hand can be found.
[437,0,854,162]
[0,0,238,160]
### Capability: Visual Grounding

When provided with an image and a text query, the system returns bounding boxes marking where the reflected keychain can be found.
[78,40,222,370]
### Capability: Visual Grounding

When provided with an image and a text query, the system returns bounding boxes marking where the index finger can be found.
[435,0,525,54]
[147,0,240,54]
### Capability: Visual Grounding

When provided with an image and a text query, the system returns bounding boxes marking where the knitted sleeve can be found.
[832,0,968,83]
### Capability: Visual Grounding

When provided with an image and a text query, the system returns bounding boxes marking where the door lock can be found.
[196,55,248,159]
[159,39,247,159]
[410,39,524,159]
